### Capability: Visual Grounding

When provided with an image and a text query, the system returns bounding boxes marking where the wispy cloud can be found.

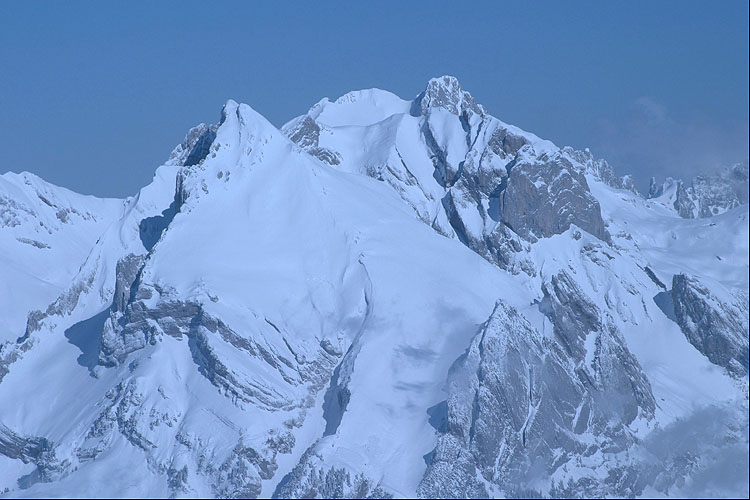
[590,97,749,191]
[633,97,669,124]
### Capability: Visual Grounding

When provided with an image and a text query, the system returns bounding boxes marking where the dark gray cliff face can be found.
[486,126,530,157]
[282,115,342,166]
[0,425,66,488]
[422,83,613,274]
[167,123,218,168]
[499,152,611,243]
[674,181,697,219]
[692,161,749,217]
[414,81,613,249]
[541,272,655,423]
[419,298,656,498]
[438,144,613,276]
[112,255,145,313]
[671,273,749,377]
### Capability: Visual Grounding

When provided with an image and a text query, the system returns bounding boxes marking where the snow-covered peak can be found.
[168,98,311,215]
[170,99,284,177]
[413,75,485,116]
[295,88,410,128]
[218,99,276,136]
[167,99,278,172]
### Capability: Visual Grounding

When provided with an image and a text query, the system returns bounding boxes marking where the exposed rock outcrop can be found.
[671,273,749,377]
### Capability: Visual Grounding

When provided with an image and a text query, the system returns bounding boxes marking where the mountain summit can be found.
[1,78,747,499]
[413,75,485,116]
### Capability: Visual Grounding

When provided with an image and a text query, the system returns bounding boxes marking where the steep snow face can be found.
[0,172,124,342]
[1,78,747,499]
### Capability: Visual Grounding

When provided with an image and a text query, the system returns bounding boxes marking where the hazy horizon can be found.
[1,0,748,197]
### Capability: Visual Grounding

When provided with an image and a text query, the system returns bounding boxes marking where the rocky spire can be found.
[412,75,485,116]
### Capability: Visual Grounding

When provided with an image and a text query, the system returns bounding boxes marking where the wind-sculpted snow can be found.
[1,76,747,498]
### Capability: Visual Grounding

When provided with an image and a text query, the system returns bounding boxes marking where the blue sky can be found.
[1,1,748,197]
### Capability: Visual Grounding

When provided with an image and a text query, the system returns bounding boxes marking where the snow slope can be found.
[0,172,124,342]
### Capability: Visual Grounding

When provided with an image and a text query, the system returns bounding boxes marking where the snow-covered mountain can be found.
[648,161,749,219]
[1,77,747,498]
